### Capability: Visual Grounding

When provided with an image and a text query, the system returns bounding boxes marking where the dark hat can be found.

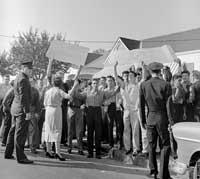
[148,62,163,71]
[20,60,33,69]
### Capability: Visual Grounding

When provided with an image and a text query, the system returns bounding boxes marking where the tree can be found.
[0,51,14,76]
[92,48,107,54]
[9,27,70,80]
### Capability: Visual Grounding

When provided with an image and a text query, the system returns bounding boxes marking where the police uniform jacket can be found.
[139,77,172,125]
[11,72,31,116]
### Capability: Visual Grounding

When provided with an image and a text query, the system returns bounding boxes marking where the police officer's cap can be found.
[20,60,33,69]
[148,62,163,71]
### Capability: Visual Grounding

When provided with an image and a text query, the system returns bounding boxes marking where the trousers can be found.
[28,113,39,150]
[147,112,170,179]
[67,107,83,150]
[1,111,12,145]
[5,114,29,162]
[123,109,140,152]
[87,106,102,155]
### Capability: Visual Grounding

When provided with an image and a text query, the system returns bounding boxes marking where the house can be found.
[142,28,200,70]
[104,37,140,65]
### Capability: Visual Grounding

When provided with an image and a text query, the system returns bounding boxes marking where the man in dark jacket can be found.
[4,60,33,164]
[1,81,14,146]
[139,62,172,179]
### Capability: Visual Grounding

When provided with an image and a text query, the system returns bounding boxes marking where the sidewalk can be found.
[0,142,188,179]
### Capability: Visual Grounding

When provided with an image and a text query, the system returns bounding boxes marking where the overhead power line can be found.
[2,34,200,43]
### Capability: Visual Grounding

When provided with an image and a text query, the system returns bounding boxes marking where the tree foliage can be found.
[0,51,14,76]
[9,27,70,80]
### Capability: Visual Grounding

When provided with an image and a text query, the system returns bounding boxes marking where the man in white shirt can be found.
[114,62,140,155]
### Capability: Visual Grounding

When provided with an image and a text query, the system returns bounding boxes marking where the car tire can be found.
[190,158,200,179]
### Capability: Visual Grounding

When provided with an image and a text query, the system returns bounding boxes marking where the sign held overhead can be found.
[46,40,89,66]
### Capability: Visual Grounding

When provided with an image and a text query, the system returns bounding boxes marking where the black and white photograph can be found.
[1,0,200,178]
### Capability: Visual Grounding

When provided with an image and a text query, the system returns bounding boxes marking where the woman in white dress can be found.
[44,75,78,161]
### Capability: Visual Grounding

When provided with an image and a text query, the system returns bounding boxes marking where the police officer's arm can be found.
[18,78,30,114]
[139,83,146,129]
[114,61,125,89]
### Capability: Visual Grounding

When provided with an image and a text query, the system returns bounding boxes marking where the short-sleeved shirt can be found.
[81,87,118,107]
[44,87,70,107]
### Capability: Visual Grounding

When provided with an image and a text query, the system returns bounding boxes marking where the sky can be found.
[1,0,200,53]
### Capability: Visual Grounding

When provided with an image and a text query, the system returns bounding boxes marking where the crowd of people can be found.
[0,58,200,179]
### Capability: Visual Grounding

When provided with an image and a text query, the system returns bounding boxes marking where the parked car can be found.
[172,122,200,179]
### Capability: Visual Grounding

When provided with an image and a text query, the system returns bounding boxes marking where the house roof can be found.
[119,37,140,50]
[142,28,200,53]
[84,53,102,65]
[85,52,109,69]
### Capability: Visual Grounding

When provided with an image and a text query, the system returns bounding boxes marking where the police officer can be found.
[139,62,172,179]
[4,60,33,164]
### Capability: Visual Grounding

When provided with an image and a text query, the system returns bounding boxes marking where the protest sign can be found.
[94,45,177,78]
[46,40,89,66]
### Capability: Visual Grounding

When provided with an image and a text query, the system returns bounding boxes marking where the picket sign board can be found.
[94,45,177,78]
[46,40,89,66]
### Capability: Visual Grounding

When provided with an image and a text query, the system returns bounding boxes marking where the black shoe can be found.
[125,149,133,155]
[78,150,84,156]
[96,155,101,159]
[132,150,141,157]
[18,159,34,164]
[67,149,72,154]
[5,155,15,159]
[146,171,158,179]
[46,152,55,158]
[55,153,66,161]
[87,154,93,158]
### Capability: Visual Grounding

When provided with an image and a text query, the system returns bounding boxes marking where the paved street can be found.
[0,145,150,179]
[0,145,188,179]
